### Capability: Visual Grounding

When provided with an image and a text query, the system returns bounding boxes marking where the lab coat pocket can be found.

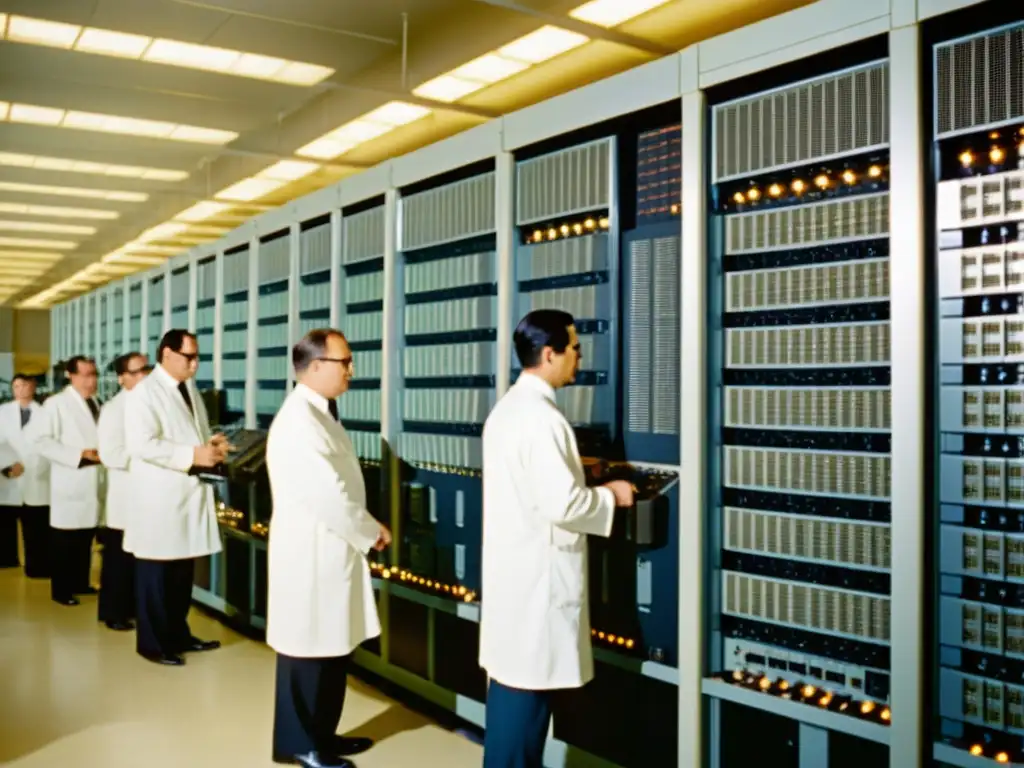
[549,544,585,611]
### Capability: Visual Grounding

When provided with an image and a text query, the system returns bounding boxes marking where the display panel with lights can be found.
[932,19,1024,765]
[221,244,250,423]
[146,273,165,362]
[396,167,497,600]
[707,58,894,731]
[195,256,216,392]
[254,230,290,429]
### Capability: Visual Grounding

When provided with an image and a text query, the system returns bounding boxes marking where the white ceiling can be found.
[0,0,813,307]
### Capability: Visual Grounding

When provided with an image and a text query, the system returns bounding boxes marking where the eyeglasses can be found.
[317,356,353,366]
[174,349,200,363]
[126,365,153,376]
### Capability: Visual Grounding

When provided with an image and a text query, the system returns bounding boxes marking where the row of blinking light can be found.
[731,166,885,205]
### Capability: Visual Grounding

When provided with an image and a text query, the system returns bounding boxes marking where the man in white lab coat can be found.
[0,373,50,576]
[479,309,634,767]
[31,356,106,606]
[125,330,228,666]
[96,351,151,632]
[266,328,391,768]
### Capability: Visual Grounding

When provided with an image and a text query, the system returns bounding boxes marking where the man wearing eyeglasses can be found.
[266,329,391,768]
[124,330,228,666]
[95,352,151,632]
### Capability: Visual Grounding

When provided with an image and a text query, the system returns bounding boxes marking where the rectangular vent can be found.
[398,432,481,470]
[344,206,385,265]
[724,446,891,500]
[149,276,164,311]
[937,171,1024,228]
[627,238,652,433]
[171,269,188,308]
[224,249,249,295]
[936,25,1024,137]
[401,172,496,251]
[129,284,142,313]
[345,271,384,304]
[404,341,495,378]
[723,507,891,570]
[197,259,216,302]
[726,258,889,312]
[713,61,890,182]
[404,251,495,294]
[722,571,890,643]
[301,223,331,276]
[725,193,889,254]
[336,389,381,423]
[403,296,496,335]
[516,138,613,225]
[726,321,891,367]
[516,234,609,281]
[259,235,290,285]
[724,386,891,431]
[402,389,492,424]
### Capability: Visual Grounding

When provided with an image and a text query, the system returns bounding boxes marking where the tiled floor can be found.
[0,566,483,768]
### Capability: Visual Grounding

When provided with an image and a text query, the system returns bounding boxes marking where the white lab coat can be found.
[265,383,382,659]
[0,400,49,507]
[123,365,220,560]
[31,388,105,530]
[478,373,616,691]
[97,389,133,531]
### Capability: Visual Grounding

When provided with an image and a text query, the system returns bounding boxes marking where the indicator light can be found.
[747,188,760,201]
[960,150,974,168]
[814,174,829,189]
[991,146,1006,164]
[842,170,856,184]
[868,165,882,178]
[791,179,805,194]
[768,183,783,197]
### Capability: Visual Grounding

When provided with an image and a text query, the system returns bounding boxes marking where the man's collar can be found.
[516,371,556,402]
[295,382,329,415]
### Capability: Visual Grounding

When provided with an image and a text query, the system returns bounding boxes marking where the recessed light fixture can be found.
[0,181,148,202]
[296,101,431,161]
[0,151,187,181]
[0,220,96,235]
[0,202,119,220]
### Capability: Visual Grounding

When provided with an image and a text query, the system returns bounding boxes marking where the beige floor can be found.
[0,567,483,768]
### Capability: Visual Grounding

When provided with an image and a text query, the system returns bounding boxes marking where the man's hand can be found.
[210,433,235,453]
[80,449,100,464]
[373,523,392,552]
[192,444,225,468]
[603,479,635,508]
[7,462,24,479]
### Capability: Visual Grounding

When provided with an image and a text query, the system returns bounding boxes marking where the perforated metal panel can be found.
[725,387,891,431]
[713,61,890,182]
[401,172,496,251]
[726,258,890,312]
[197,259,216,302]
[725,193,890,254]
[936,24,1024,138]
[259,235,290,285]
[344,206,385,264]
[224,249,249,295]
[170,268,189,309]
[300,223,331,275]
[724,446,891,500]
[516,138,613,225]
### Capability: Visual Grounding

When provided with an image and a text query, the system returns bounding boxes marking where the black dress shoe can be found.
[294,752,353,768]
[332,737,373,756]
[104,620,135,631]
[183,638,221,652]
[52,596,79,606]
[139,652,185,666]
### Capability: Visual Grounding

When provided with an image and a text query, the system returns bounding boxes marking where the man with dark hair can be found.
[124,329,228,665]
[266,328,390,768]
[479,309,634,768]
[31,355,105,606]
[0,373,50,576]
[96,351,151,631]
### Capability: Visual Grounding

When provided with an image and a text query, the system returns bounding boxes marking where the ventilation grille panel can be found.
[627,238,652,433]
[149,276,164,312]
[404,251,495,294]
[171,269,189,308]
[936,25,1024,137]
[344,206,385,265]
[516,138,613,225]
[259,236,290,285]
[224,249,249,295]
[129,284,142,314]
[651,236,680,434]
[300,223,331,276]
[726,194,889,255]
[197,259,216,302]
[724,446,891,500]
[517,235,609,281]
[726,321,891,368]
[713,61,889,182]
[726,258,890,311]
[725,386,891,431]
[402,172,496,251]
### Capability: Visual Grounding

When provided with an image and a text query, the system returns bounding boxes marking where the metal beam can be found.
[468,0,675,56]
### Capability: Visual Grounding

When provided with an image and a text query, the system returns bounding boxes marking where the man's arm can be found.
[124,389,195,473]
[31,400,86,468]
[97,398,130,470]
[529,419,616,538]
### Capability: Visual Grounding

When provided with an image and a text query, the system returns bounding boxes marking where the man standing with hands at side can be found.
[479,309,634,768]
[0,374,50,576]
[125,330,228,666]
[266,329,391,768]
[32,356,105,606]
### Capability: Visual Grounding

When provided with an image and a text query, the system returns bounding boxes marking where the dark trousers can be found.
[273,653,351,760]
[18,505,50,578]
[0,504,19,567]
[483,680,553,768]
[135,557,195,657]
[50,527,95,601]
[97,527,135,625]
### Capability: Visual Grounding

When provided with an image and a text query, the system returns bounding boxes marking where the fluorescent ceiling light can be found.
[0,181,148,202]
[259,160,320,182]
[0,267,49,278]
[0,152,187,181]
[2,14,335,86]
[119,244,181,255]
[0,237,77,249]
[498,26,589,64]
[0,251,65,262]
[296,101,431,160]
[451,54,530,84]
[0,202,118,220]
[411,76,484,104]
[569,0,674,27]
[0,220,95,235]
[0,276,35,286]
[175,201,232,222]
[0,100,238,145]
[216,177,285,202]
[103,252,166,266]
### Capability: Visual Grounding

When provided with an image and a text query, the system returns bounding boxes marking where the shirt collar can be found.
[154,363,182,391]
[294,382,330,416]
[516,371,556,403]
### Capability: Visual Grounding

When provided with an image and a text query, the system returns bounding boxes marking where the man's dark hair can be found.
[112,352,144,376]
[513,309,575,368]
[293,328,344,375]
[157,329,197,364]
[12,372,35,385]
[65,355,97,375]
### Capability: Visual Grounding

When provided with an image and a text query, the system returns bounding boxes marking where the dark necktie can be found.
[86,398,100,423]
[178,382,194,417]
[20,407,30,429]
[327,398,339,422]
